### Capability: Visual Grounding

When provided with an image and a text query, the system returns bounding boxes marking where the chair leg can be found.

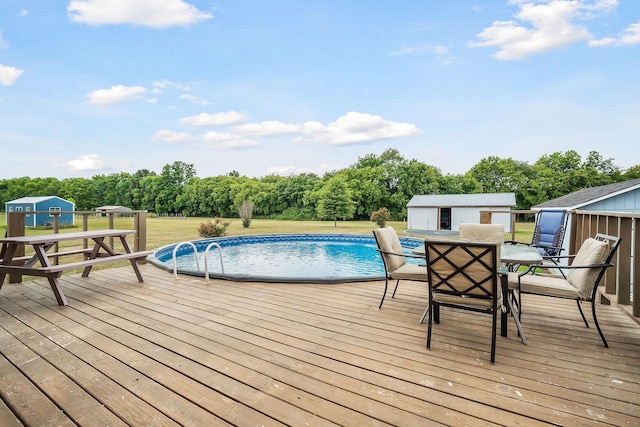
[378,278,389,309]
[591,300,609,348]
[426,301,433,350]
[391,279,400,298]
[490,310,497,364]
[576,300,590,327]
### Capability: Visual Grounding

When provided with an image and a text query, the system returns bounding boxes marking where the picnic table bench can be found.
[0,229,152,306]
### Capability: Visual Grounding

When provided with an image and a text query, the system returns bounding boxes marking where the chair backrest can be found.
[459,223,505,244]
[372,227,406,272]
[566,233,621,300]
[424,239,499,302]
[532,210,568,254]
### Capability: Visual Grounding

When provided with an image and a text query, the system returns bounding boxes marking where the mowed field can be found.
[1,213,535,251]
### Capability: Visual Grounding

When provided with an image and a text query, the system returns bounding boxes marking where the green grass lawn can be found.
[1,213,535,250]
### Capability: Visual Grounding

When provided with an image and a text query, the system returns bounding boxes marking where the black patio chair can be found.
[507,233,621,347]
[372,227,428,309]
[423,239,503,364]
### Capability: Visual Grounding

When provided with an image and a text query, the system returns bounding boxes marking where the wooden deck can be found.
[1,264,639,426]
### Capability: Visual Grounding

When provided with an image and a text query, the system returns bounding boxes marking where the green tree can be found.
[469,156,534,209]
[155,161,196,214]
[315,176,356,226]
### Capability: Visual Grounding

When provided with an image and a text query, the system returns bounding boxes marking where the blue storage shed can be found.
[5,196,75,227]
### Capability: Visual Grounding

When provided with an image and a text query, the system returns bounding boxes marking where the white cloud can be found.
[152,129,197,144]
[87,85,147,105]
[232,120,303,136]
[61,154,105,171]
[68,0,213,28]
[231,112,420,145]
[0,64,23,86]
[202,131,259,149]
[180,111,247,127]
[18,9,29,17]
[621,21,640,45]
[470,0,619,60]
[180,94,209,105]
[588,36,617,46]
[590,20,640,47]
[305,112,421,146]
[155,112,420,151]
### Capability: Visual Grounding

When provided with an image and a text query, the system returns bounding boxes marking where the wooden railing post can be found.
[134,211,147,255]
[7,212,26,283]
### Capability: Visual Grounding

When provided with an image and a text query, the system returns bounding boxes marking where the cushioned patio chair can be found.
[423,239,503,364]
[372,227,428,309]
[508,210,568,264]
[507,233,621,347]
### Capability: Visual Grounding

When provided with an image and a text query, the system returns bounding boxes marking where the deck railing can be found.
[482,209,638,322]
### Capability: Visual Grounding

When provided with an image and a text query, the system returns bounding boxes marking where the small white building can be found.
[95,205,133,217]
[407,193,516,233]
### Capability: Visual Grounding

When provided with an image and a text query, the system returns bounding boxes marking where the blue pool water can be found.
[148,233,423,283]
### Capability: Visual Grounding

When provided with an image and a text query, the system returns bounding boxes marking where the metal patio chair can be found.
[372,227,428,309]
[423,239,503,364]
[507,233,621,347]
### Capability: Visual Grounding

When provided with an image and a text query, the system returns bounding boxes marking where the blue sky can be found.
[1,0,638,179]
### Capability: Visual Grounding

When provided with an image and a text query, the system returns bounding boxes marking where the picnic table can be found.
[0,229,152,306]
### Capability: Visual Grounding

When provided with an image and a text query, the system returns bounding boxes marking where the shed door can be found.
[439,208,451,230]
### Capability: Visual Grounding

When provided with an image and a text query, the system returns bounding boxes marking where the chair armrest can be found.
[518,262,613,278]
[376,248,425,260]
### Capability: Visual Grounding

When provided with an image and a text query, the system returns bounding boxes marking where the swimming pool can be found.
[148,233,424,283]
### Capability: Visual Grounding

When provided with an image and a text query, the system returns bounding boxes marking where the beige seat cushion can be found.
[507,272,580,299]
[373,227,406,272]
[507,237,610,300]
[566,238,610,299]
[459,223,505,244]
[390,263,427,280]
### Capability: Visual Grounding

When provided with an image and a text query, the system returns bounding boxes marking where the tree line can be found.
[1,148,638,221]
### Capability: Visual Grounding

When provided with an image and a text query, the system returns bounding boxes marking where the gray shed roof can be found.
[534,178,640,209]
[407,193,516,207]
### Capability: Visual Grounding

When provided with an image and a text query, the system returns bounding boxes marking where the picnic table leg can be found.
[46,274,68,306]
[82,239,105,277]
[32,244,69,306]
[119,236,145,282]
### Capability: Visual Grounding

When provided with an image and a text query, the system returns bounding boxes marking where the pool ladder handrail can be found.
[172,241,224,281]
[203,242,224,281]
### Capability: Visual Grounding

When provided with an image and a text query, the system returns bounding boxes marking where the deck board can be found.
[1,264,639,426]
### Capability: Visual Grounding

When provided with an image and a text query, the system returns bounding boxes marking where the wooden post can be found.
[7,212,25,283]
[134,211,147,260]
